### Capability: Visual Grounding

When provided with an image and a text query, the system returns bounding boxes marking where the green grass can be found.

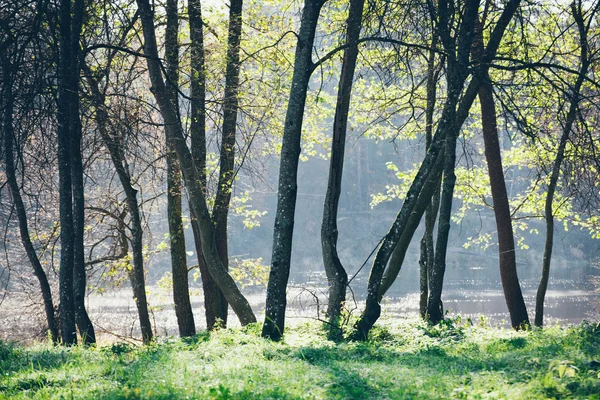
[1,317,600,399]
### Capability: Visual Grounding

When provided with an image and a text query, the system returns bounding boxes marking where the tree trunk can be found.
[84,67,155,343]
[71,0,95,341]
[426,119,459,324]
[165,0,196,337]
[1,64,59,344]
[72,105,96,345]
[536,1,590,327]
[262,0,326,341]
[187,0,222,330]
[321,0,364,338]
[57,0,78,345]
[136,0,256,326]
[211,0,245,328]
[419,34,441,318]
[472,18,529,329]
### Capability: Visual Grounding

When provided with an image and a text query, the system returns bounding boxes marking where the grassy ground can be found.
[1,317,599,399]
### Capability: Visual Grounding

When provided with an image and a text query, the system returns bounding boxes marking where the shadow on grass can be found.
[1,323,599,399]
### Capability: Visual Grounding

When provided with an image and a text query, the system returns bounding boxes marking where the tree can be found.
[210,0,245,329]
[187,0,224,331]
[83,62,155,344]
[262,0,327,341]
[471,13,529,329]
[57,0,95,345]
[0,13,59,342]
[353,0,522,340]
[321,0,365,338]
[165,0,196,337]
[136,0,256,326]
[535,0,596,327]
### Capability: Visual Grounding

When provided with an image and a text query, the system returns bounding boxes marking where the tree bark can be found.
[165,0,196,337]
[57,0,78,345]
[262,0,326,341]
[419,34,442,318]
[211,0,245,328]
[536,1,591,327]
[470,17,529,329]
[187,0,222,330]
[321,0,364,338]
[136,0,256,326]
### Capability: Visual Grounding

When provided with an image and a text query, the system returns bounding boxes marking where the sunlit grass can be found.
[1,317,599,399]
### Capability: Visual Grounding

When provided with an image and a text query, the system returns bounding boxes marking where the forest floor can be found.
[1,317,599,399]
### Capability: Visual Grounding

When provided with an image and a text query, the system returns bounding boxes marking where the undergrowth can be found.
[1,317,599,399]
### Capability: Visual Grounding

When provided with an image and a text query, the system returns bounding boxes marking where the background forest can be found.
[1,0,600,346]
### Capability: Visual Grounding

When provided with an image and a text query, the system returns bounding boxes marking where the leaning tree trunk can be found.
[136,0,256,326]
[377,35,443,308]
[321,0,364,339]
[472,19,529,329]
[536,1,590,327]
[1,65,59,344]
[262,0,326,341]
[84,67,154,343]
[353,0,487,340]
[165,0,196,337]
[211,0,245,328]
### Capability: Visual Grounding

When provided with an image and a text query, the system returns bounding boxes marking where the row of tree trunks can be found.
[57,0,95,345]
[352,0,523,340]
[262,0,327,341]
[165,0,196,337]
[536,0,593,327]
[321,0,365,339]
[136,0,256,326]
[377,35,444,302]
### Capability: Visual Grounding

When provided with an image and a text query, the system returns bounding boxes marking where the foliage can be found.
[1,320,600,399]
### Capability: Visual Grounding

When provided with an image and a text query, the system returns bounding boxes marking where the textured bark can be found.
[84,67,154,344]
[136,0,256,325]
[165,0,196,337]
[321,0,364,337]
[262,0,326,341]
[1,66,59,343]
[188,0,222,330]
[536,2,590,327]
[426,118,459,324]
[57,0,78,345]
[471,18,529,329]
[72,110,96,345]
[419,34,441,318]
[211,0,245,328]
[68,0,95,345]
